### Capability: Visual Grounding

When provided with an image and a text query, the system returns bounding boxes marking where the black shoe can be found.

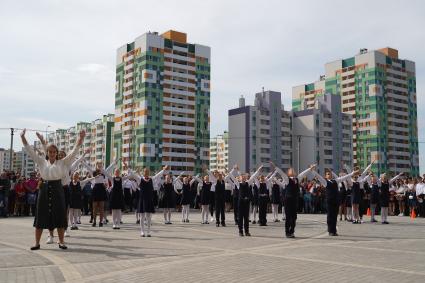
[136,220,140,224]
[186,219,189,223]
[216,223,220,227]
[329,232,338,236]
[89,219,93,223]
[287,234,295,238]
[221,223,226,227]
[252,221,256,224]
[239,232,244,237]
[382,221,389,224]
[245,232,251,237]
[99,223,103,227]
[30,245,40,250]
[371,219,378,223]
[58,243,68,250]
[92,222,96,227]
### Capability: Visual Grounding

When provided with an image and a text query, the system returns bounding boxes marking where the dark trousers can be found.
[327,201,338,234]
[215,198,225,224]
[83,195,91,215]
[209,202,215,217]
[233,197,239,223]
[238,199,250,233]
[258,197,268,225]
[284,198,297,235]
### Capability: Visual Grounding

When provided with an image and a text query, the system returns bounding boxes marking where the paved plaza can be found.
[0,212,424,282]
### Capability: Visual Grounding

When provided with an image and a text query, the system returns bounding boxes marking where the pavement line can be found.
[0,240,82,281]
[245,250,425,276]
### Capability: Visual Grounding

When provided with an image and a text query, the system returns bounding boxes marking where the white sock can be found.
[146,213,152,234]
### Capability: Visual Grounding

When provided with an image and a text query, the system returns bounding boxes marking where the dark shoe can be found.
[92,222,96,227]
[382,221,389,224]
[329,233,339,236]
[89,219,93,223]
[99,223,103,227]
[252,221,256,224]
[371,219,378,223]
[136,220,140,224]
[30,245,40,250]
[216,223,220,227]
[221,223,226,227]
[288,234,295,238]
[58,244,68,250]
[239,232,244,237]
[245,232,251,236]
[186,219,190,223]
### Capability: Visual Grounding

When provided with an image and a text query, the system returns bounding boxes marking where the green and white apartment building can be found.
[292,48,419,176]
[114,30,211,175]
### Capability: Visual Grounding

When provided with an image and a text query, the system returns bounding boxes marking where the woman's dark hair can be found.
[45,144,59,160]
[93,169,101,177]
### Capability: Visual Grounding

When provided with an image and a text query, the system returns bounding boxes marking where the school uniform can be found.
[160,182,176,209]
[110,177,125,210]
[325,180,339,234]
[238,182,253,235]
[370,183,380,221]
[351,182,361,205]
[258,183,270,226]
[138,178,156,214]
[284,178,299,237]
[214,180,226,226]
[232,185,239,225]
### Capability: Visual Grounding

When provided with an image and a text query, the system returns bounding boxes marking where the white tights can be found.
[201,205,209,223]
[163,208,171,223]
[251,204,258,221]
[112,209,122,227]
[381,207,389,222]
[272,204,279,221]
[69,208,80,227]
[140,213,152,235]
[182,205,190,221]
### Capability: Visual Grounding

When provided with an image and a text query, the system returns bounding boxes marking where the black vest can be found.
[326,179,339,202]
[285,178,299,199]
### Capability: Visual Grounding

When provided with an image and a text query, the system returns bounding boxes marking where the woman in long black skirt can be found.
[21,129,85,250]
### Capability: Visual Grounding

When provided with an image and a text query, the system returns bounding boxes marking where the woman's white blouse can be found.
[24,143,80,181]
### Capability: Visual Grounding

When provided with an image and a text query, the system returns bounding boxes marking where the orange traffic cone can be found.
[367,208,371,216]
[410,209,416,219]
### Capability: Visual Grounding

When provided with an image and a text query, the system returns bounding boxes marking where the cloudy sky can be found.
[0,0,424,172]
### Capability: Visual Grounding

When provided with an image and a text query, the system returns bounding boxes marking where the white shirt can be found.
[24,144,80,181]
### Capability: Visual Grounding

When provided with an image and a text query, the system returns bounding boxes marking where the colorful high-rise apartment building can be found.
[292,48,418,176]
[114,30,211,175]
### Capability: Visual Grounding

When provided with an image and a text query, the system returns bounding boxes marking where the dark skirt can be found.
[271,188,281,205]
[92,183,107,202]
[33,180,67,230]
[351,188,361,205]
[159,188,176,209]
[69,191,83,209]
[110,187,124,210]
